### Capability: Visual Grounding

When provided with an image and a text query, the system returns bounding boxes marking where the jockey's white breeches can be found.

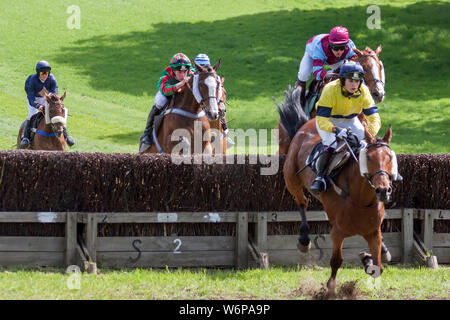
[316,117,365,148]
[27,100,39,120]
[154,91,168,109]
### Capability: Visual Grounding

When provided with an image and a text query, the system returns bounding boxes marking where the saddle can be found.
[307,135,360,191]
[28,112,44,141]
[304,80,322,117]
[304,72,340,118]
[152,96,175,136]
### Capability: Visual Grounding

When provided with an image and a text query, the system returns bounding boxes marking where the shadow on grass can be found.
[52,2,449,150]
[53,2,449,102]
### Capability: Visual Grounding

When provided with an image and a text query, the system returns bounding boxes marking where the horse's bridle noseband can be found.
[363,142,394,189]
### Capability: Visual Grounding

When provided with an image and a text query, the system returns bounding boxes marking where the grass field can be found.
[0,264,448,300]
[0,0,449,154]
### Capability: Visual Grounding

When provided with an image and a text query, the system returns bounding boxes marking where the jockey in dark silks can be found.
[20,60,75,148]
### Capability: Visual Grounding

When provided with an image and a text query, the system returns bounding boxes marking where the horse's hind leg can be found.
[327,226,344,298]
[381,236,391,263]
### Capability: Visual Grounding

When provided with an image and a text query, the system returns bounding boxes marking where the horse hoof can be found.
[382,251,392,263]
[297,241,311,253]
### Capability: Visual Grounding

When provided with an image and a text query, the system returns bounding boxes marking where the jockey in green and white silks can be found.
[140,53,194,147]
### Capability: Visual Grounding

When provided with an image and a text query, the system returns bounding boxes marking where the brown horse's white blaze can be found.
[354,45,385,103]
[359,144,398,203]
[45,101,67,137]
[192,66,221,121]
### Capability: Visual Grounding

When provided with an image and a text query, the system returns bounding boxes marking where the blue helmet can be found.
[194,53,210,66]
[339,61,364,81]
[36,60,51,74]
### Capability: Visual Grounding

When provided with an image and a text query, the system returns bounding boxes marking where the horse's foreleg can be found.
[327,226,344,298]
[363,229,383,276]
[297,206,311,253]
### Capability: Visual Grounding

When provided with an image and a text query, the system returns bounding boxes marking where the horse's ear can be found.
[60,91,66,101]
[364,126,376,144]
[213,58,221,72]
[353,48,363,57]
[382,125,392,144]
[375,44,382,56]
[195,61,205,73]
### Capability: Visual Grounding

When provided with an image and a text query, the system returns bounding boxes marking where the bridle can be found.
[361,142,394,189]
[358,54,385,88]
[191,72,222,111]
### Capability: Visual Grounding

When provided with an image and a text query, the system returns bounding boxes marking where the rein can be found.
[362,142,393,189]
[330,140,394,208]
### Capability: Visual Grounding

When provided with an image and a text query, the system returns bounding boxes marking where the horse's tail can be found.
[273,85,309,140]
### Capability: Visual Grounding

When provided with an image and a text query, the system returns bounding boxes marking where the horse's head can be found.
[359,126,399,204]
[354,45,385,103]
[43,91,67,138]
[192,59,222,120]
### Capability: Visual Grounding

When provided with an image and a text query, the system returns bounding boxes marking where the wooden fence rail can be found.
[0,209,448,269]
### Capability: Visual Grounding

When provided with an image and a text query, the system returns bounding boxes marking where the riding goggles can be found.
[329,43,348,51]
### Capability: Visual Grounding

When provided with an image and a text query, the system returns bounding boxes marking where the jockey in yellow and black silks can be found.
[310,61,381,194]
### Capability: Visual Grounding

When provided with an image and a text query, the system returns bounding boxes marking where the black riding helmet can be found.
[36,60,51,74]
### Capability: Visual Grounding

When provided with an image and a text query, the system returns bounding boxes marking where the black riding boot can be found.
[310,148,334,195]
[296,80,307,107]
[140,105,162,146]
[19,119,31,149]
[63,128,75,147]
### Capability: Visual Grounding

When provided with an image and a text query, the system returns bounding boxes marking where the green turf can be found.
[0,264,448,299]
[0,0,449,154]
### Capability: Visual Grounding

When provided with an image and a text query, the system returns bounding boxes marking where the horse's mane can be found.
[274,86,308,139]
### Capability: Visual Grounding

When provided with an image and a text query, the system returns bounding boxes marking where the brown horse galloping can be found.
[278,91,399,298]
[139,59,223,155]
[17,91,68,151]
[278,44,386,155]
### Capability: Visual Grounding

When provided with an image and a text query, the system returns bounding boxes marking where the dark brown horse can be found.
[17,91,67,151]
[278,44,385,155]
[277,91,398,298]
[139,59,223,155]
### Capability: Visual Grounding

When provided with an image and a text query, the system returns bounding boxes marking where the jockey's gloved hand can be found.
[334,127,349,139]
